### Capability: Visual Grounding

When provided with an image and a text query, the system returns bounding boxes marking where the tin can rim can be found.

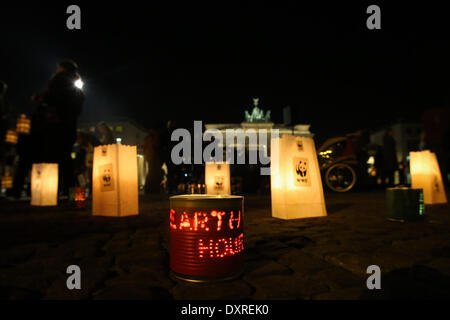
[170,194,243,200]
[170,194,244,209]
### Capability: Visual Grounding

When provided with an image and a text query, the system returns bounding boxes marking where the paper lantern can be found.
[386,187,425,222]
[5,129,18,144]
[170,195,244,282]
[92,144,139,217]
[16,114,31,134]
[31,163,58,206]
[75,187,86,209]
[271,134,327,219]
[410,150,447,205]
[1,173,13,189]
[205,162,231,195]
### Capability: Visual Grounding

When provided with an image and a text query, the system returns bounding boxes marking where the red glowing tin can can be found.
[170,195,244,282]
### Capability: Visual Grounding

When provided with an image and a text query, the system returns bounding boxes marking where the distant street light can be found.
[74,78,84,90]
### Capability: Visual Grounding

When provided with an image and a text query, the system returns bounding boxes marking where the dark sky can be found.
[1,2,450,142]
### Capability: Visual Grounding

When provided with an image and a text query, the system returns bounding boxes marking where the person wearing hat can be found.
[34,60,85,198]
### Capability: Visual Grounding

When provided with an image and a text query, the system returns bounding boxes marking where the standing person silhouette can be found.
[35,60,85,198]
[382,128,398,187]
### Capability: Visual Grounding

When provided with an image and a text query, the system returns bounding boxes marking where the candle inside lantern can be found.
[170,194,244,282]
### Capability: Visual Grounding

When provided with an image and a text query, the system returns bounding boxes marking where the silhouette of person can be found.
[36,60,85,198]
[382,128,398,187]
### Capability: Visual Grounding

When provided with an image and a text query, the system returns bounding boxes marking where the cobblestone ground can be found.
[1,191,450,300]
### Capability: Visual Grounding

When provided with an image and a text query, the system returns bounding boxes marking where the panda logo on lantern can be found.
[99,163,114,191]
[294,157,310,186]
[103,174,111,184]
[296,159,308,178]
[214,176,224,191]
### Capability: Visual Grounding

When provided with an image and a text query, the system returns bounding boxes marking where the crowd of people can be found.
[1,60,85,199]
[1,59,449,199]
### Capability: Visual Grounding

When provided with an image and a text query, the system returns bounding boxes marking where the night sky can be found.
[1,2,450,143]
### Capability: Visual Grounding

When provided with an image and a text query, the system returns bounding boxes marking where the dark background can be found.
[1,2,449,143]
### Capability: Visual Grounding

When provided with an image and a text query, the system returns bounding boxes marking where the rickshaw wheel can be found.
[325,163,357,192]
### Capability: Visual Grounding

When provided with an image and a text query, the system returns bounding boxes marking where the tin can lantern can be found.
[92,144,139,217]
[386,187,425,222]
[16,114,31,134]
[205,162,231,195]
[170,195,244,282]
[75,187,86,209]
[31,163,59,206]
[409,150,447,205]
[271,134,327,219]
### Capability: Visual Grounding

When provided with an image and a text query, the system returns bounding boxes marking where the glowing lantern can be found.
[1,173,13,189]
[5,130,18,144]
[16,114,31,134]
[410,150,447,205]
[75,187,86,209]
[92,144,139,217]
[170,195,244,282]
[205,162,231,195]
[386,187,425,222]
[271,134,327,219]
[31,163,58,206]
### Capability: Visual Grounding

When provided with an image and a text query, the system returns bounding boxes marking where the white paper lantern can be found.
[92,144,139,217]
[410,150,447,205]
[205,162,231,195]
[31,163,58,206]
[271,134,327,219]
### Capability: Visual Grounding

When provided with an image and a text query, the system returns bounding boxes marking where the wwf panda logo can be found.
[296,159,308,178]
[214,176,224,190]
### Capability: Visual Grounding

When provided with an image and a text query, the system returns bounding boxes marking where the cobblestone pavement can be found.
[1,191,450,300]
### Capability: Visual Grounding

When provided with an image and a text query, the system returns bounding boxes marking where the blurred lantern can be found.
[205,162,231,195]
[170,195,244,282]
[5,129,18,144]
[75,187,86,209]
[31,163,58,206]
[409,150,447,205]
[92,144,139,216]
[1,173,13,189]
[188,183,197,194]
[386,187,425,222]
[271,134,327,219]
[16,114,31,134]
